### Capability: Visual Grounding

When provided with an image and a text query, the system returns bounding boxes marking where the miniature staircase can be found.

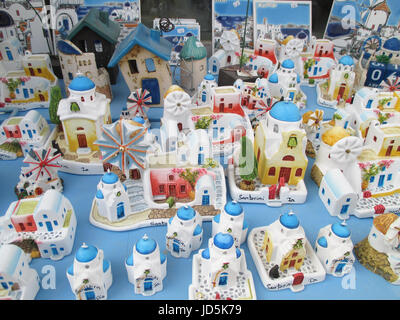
[213,170,226,209]
[124,180,149,213]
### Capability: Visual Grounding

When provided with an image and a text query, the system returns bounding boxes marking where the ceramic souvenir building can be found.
[315,222,355,277]
[57,74,111,154]
[0,109,53,159]
[166,205,203,258]
[212,201,248,247]
[180,36,207,94]
[268,59,306,108]
[15,147,63,199]
[66,8,121,84]
[317,55,356,108]
[0,244,40,300]
[211,86,245,117]
[125,235,167,296]
[208,30,240,76]
[0,190,77,260]
[108,23,173,107]
[248,211,326,292]
[189,233,256,300]
[67,243,113,300]
[195,74,217,107]
[355,213,400,285]
[57,40,112,100]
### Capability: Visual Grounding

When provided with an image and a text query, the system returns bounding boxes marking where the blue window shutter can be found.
[145,58,156,72]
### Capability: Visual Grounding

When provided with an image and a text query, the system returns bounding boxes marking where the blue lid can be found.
[331,223,351,238]
[317,236,328,248]
[126,254,134,266]
[269,73,279,83]
[96,189,104,199]
[279,212,299,229]
[383,37,400,51]
[75,244,98,263]
[270,101,301,122]
[202,248,210,259]
[69,75,95,91]
[133,116,145,124]
[224,201,243,216]
[214,233,234,250]
[136,235,157,255]
[102,172,119,184]
[204,74,215,81]
[193,224,202,236]
[177,206,196,221]
[338,55,354,66]
[281,59,295,69]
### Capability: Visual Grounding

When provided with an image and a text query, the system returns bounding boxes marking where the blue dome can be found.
[133,116,145,124]
[317,236,328,248]
[75,244,98,263]
[204,74,215,81]
[69,75,95,91]
[67,265,74,275]
[281,59,295,69]
[202,248,210,259]
[331,223,351,238]
[214,233,234,250]
[270,101,301,122]
[269,73,279,83]
[96,189,104,199]
[126,254,134,266]
[339,55,354,66]
[213,214,221,223]
[383,37,400,51]
[279,212,299,229]
[102,172,119,184]
[224,201,243,216]
[177,206,196,221]
[136,236,157,255]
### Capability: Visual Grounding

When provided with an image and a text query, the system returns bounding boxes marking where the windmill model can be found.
[95,119,150,177]
[123,88,152,123]
[15,147,63,199]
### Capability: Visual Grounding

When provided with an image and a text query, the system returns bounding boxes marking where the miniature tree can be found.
[195,116,212,130]
[239,136,258,190]
[49,85,62,126]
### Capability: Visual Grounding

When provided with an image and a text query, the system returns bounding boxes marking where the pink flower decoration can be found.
[358,162,369,170]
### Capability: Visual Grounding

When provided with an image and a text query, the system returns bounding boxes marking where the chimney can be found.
[150,29,160,43]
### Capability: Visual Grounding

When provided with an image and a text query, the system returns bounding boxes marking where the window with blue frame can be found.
[327,199,331,205]
[370,176,375,183]
[388,174,392,181]
[145,58,156,73]
[322,188,325,195]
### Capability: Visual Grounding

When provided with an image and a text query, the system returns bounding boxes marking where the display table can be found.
[0,73,399,300]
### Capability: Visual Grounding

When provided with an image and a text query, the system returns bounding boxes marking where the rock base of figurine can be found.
[354,238,399,284]
[248,226,326,292]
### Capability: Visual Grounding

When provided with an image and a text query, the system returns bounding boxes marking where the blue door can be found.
[144,278,153,291]
[46,221,53,232]
[366,100,372,109]
[378,175,385,188]
[117,202,125,219]
[51,247,58,256]
[142,78,160,105]
[213,127,218,139]
[313,66,318,76]
[219,273,228,286]
[335,263,346,274]
[84,288,95,300]
[289,92,295,100]
[173,240,180,253]
[6,49,13,61]
[27,130,32,138]
[202,195,210,205]
[23,88,29,99]
[212,64,217,73]
[63,18,70,30]
[202,92,206,102]
[198,153,204,165]
[340,204,349,214]
[344,121,349,129]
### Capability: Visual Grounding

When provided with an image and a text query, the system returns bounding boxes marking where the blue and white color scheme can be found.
[212,201,248,246]
[166,205,203,258]
[315,222,355,277]
[125,234,167,296]
[67,243,112,300]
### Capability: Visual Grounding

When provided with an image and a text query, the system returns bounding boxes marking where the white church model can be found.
[66,243,113,300]
[166,205,203,258]
[212,201,248,247]
[125,234,167,296]
[189,232,256,300]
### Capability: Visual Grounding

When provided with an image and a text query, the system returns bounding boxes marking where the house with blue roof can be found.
[108,23,173,107]
[66,243,113,300]
[125,234,167,296]
[166,205,203,258]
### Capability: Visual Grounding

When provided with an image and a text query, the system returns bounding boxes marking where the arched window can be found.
[282,155,295,161]
[295,168,302,177]
[81,96,85,102]
[268,167,276,176]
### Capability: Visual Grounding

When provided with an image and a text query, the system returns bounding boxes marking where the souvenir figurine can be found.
[0,190,77,261]
[355,213,400,285]
[67,243,113,300]
[125,234,167,296]
[248,211,325,292]
[189,232,256,300]
[166,205,203,258]
[315,222,355,277]
[0,244,40,300]
[195,74,218,107]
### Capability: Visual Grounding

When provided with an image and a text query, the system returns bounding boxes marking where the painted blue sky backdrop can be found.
[330,0,400,26]
[255,1,311,25]
[214,0,253,17]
